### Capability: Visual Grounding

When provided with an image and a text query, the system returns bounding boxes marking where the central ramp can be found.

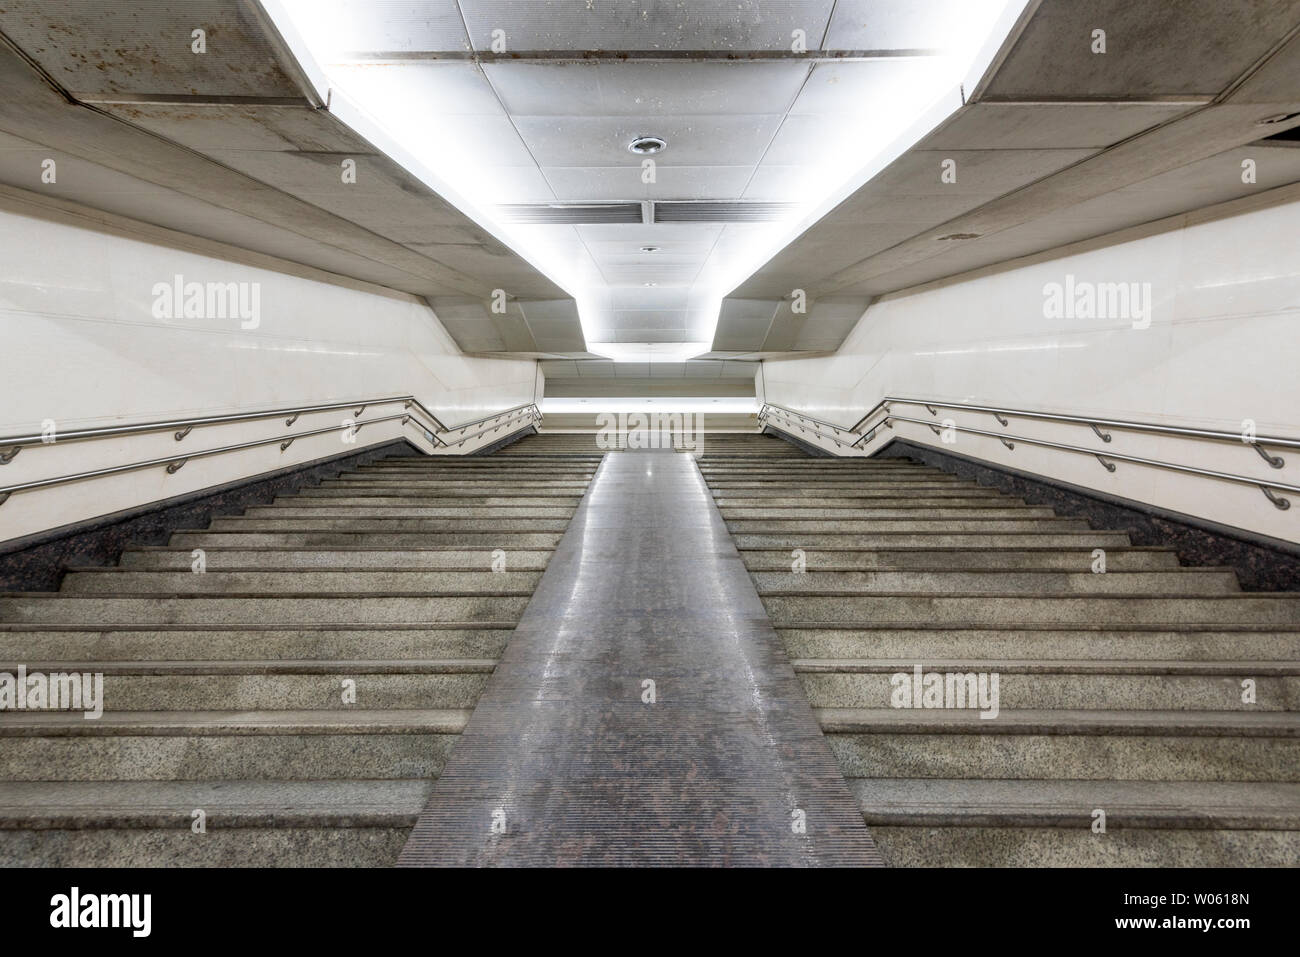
[398,449,882,866]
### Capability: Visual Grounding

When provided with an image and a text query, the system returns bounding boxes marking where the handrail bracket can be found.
[1261,485,1291,510]
[1252,443,1285,469]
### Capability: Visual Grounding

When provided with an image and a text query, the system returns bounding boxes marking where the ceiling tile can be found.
[485,60,811,116]
[300,1,469,54]
[920,103,1195,151]
[458,1,836,52]
[577,223,724,244]
[823,0,978,51]
[791,60,944,113]
[330,62,501,114]
[513,115,784,167]
[721,360,761,377]
[544,165,756,202]
[684,360,723,377]
[982,0,1300,99]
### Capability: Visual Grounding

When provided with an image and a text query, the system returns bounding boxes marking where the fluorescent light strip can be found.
[585,342,713,363]
[259,0,1031,356]
[542,397,759,414]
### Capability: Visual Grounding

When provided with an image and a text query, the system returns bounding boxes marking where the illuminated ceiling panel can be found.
[264,0,1030,358]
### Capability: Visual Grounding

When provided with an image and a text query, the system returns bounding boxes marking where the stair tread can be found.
[815,707,1300,735]
[0,621,519,632]
[793,658,1300,675]
[777,622,1299,633]
[848,778,1300,827]
[0,779,433,827]
[0,709,472,734]
[0,659,497,673]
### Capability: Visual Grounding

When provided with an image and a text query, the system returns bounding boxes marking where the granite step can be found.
[794,658,1299,710]
[816,708,1300,781]
[762,593,1300,626]
[0,595,531,625]
[0,659,495,710]
[167,531,565,548]
[0,779,433,866]
[0,625,515,661]
[0,710,470,781]
[778,626,1300,662]
[726,518,1095,533]
[719,506,1060,520]
[751,568,1241,594]
[852,779,1300,867]
[738,547,1177,570]
[732,531,1133,549]
[119,547,556,570]
[59,569,545,595]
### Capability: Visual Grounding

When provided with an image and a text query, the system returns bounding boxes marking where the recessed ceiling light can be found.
[643,281,657,286]
[628,135,667,155]
[639,245,661,253]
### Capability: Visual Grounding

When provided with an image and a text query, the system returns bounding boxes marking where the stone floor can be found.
[398,450,883,866]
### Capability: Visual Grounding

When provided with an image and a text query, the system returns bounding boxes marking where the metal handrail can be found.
[757,407,861,450]
[0,399,542,507]
[883,397,1300,457]
[883,413,1297,510]
[848,399,891,434]
[438,402,541,435]
[0,412,411,505]
[0,396,425,451]
[769,397,1300,457]
[756,404,860,437]
[758,399,1300,509]
[441,406,542,449]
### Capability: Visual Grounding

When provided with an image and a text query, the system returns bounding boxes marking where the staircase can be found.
[5,429,1296,867]
[696,448,1300,866]
[0,448,601,865]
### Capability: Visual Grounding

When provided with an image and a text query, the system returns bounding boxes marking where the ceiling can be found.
[1,1,1299,397]
[274,0,1018,358]
[0,0,579,352]
[720,0,1300,352]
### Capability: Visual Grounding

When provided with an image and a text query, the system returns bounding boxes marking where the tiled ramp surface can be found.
[399,450,882,866]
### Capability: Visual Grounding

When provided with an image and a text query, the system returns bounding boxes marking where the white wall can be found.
[0,201,536,544]
[762,189,1300,544]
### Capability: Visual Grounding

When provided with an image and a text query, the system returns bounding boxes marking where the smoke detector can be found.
[628,135,667,155]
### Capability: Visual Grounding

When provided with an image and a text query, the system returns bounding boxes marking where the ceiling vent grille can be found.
[498,203,643,224]
[653,202,800,223]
